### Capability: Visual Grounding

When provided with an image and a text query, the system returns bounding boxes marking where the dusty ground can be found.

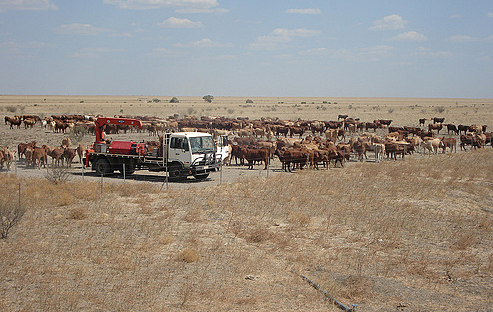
[1,95,492,312]
[1,95,492,185]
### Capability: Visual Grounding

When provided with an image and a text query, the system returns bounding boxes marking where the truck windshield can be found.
[189,136,215,154]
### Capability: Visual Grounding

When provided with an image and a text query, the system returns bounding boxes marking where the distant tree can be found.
[246,99,254,104]
[203,95,214,103]
[170,97,179,103]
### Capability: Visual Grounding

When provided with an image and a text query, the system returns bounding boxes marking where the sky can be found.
[0,0,492,98]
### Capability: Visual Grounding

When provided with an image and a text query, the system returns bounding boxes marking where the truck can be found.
[84,117,222,180]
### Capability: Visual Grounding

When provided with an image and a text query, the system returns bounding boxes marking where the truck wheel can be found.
[95,159,113,175]
[194,173,209,180]
[168,166,185,181]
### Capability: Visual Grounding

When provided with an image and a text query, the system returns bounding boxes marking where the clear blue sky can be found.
[0,0,492,98]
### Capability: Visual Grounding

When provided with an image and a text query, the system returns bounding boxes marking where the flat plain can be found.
[0,95,492,311]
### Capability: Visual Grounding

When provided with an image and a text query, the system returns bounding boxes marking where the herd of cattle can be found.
[2,113,492,173]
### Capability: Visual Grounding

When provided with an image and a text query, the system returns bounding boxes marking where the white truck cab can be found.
[165,132,219,179]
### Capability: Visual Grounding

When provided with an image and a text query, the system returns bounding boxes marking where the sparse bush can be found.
[246,99,253,104]
[152,98,161,103]
[68,125,86,143]
[187,107,196,116]
[5,105,17,113]
[0,199,26,239]
[46,166,71,185]
[388,108,394,114]
[227,108,235,114]
[170,97,179,103]
[434,106,446,113]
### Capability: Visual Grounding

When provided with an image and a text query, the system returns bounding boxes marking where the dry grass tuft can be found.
[68,207,87,220]
[342,275,373,301]
[287,211,311,228]
[244,225,272,243]
[179,248,201,263]
[451,232,478,250]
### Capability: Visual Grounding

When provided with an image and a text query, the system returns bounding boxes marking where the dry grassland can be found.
[1,148,492,311]
[0,95,492,126]
[0,95,493,311]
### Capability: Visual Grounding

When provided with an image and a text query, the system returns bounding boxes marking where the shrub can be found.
[170,97,179,103]
[46,166,71,185]
[0,199,26,239]
[203,95,214,103]
[246,99,253,104]
[68,125,86,143]
[152,98,161,103]
[434,106,446,113]
[5,105,17,113]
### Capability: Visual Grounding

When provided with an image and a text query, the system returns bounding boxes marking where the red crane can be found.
[94,117,142,143]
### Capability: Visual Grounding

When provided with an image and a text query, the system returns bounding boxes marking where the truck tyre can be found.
[95,158,113,175]
[168,165,185,181]
[193,173,209,180]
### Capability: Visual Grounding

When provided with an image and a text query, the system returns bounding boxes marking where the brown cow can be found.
[244,148,269,170]
[32,147,48,169]
[61,137,71,148]
[76,144,87,163]
[23,118,36,129]
[63,148,77,167]
[47,146,65,166]
[428,123,443,134]
[0,147,14,170]
[441,137,457,153]
[18,141,36,159]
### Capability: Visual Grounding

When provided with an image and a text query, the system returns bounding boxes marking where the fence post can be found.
[220,162,223,184]
[18,182,21,211]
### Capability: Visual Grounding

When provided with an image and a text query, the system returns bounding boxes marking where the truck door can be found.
[168,136,192,168]
[217,135,229,163]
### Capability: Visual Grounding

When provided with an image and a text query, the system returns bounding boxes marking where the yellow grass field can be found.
[1,94,492,126]
[0,95,492,311]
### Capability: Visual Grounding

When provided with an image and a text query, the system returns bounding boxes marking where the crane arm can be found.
[94,117,143,143]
